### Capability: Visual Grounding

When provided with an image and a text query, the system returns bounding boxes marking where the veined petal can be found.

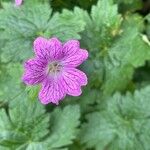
[64,68,88,86]
[62,49,88,67]
[62,68,87,96]
[22,58,47,85]
[62,40,80,56]
[34,37,63,60]
[39,77,66,105]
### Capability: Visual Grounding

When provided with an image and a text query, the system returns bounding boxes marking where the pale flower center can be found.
[47,61,62,75]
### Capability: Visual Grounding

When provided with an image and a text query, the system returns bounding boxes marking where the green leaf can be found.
[79,0,150,96]
[63,86,99,114]
[76,0,123,90]
[0,94,80,150]
[80,85,150,150]
[0,3,52,62]
[0,63,24,103]
[25,85,40,102]
[102,15,150,96]
[46,105,80,149]
[0,3,85,62]
[45,8,85,41]
[0,145,9,150]
[80,0,122,52]
[0,94,50,149]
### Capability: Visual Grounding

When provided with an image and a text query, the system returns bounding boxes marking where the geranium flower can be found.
[22,37,88,104]
[15,0,23,6]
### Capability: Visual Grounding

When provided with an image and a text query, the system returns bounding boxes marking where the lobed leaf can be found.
[0,3,85,62]
[80,85,150,150]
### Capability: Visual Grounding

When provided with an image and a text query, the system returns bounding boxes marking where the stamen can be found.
[47,61,62,75]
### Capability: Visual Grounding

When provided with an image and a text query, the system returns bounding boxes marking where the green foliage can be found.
[80,0,122,52]
[0,3,51,62]
[46,105,80,149]
[146,14,150,40]
[0,0,150,150]
[80,86,150,150]
[114,0,143,12]
[0,94,50,149]
[77,0,150,97]
[0,95,80,149]
[44,8,85,42]
[0,2,85,62]
[102,15,150,96]
[50,0,97,12]
[0,63,24,103]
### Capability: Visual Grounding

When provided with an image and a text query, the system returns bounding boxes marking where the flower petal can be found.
[65,68,87,86]
[39,77,66,104]
[34,37,63,60]
[62,40,80,56]
[62,49,88,67]
[22,58,47,85]
[15,0,23,6]
[62,68,87,96]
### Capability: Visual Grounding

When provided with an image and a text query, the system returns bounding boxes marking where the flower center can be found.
[47,61,62,75]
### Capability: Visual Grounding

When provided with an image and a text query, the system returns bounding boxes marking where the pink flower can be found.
[15,0,23,6]
[22,37,88,105]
